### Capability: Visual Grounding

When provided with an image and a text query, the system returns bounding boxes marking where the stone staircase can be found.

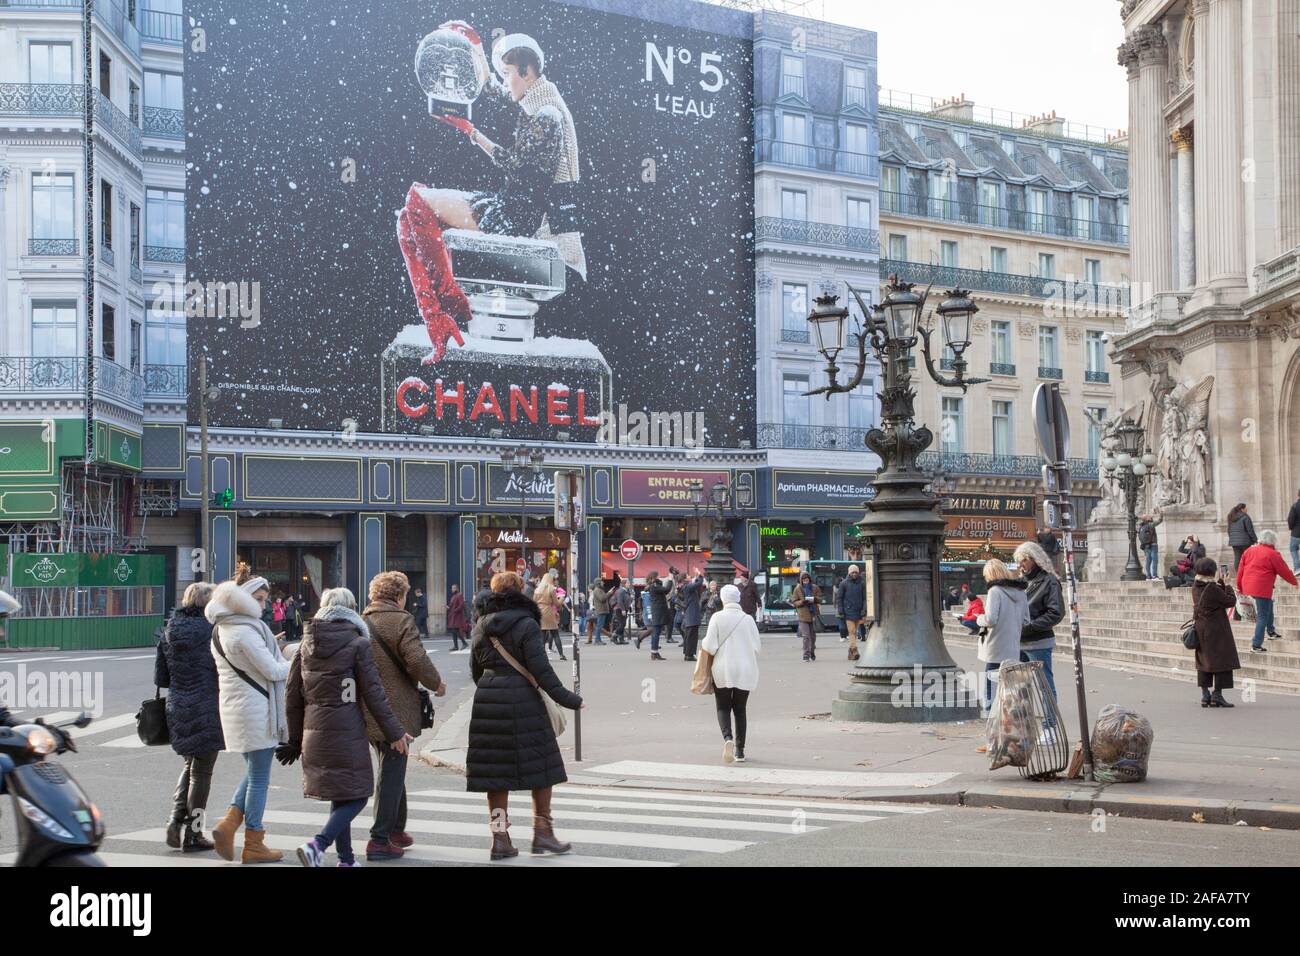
[941,579,1300,695]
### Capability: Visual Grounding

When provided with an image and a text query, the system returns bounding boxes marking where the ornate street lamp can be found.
[1100,419,1155,582]
[703,479,737,586]
[501,446,545,580]
[808,275,989,723]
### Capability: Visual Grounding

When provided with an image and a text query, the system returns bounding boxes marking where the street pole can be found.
[199,355,210,582]
[568,470,581,762]
[1121,471,1144,581]
[519,467,527,583]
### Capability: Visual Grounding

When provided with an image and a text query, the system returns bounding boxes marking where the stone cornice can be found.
[1170,126,1193,150]
[1134,23,1169,66]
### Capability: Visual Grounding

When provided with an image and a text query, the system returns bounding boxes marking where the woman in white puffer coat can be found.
[699,584,761,765]
[205,563,292,864]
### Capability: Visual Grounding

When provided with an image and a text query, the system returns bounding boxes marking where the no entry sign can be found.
[619,539,642,562]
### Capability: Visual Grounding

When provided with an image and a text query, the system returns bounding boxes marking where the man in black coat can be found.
[1287,490,1300,572]
[412,587,429,639]
[737,572,760,619]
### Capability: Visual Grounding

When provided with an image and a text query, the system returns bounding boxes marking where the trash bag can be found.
[987,663,1036,770]
[1236,596,1257,622]
[1090,705,1154,783]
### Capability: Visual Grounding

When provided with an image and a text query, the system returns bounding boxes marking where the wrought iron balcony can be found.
[142,105,184,138]
[144,363,186,398]
[990,362,1016,376]
[0,356,86,394]
[756,217,879,254]
[919,451,1098,481]
[780,75,805,98]
[880,191,1128,246]
[1085,369,1110,384]
[1038,366,1063,380]
[756,139,880,178]
[95,0,141,57]
[130,262,143,285]
[28,238,78,256]
[0,82,82,116]
[140,7,184,43]
[95,91,142,157]
[757,422,876,451]
[145,244,185,263]
[94,357,144,408]
[780,327,810,344]
[878,258,1129,310]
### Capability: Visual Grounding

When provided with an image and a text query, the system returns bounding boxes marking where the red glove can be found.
[434,115,476,139]
[439,20,482,46]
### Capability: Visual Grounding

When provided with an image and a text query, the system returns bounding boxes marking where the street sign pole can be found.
[567,470,582,762]
[1034,382,1094,782]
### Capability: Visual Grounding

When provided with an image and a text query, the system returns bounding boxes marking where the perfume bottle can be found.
[382,230,614,439]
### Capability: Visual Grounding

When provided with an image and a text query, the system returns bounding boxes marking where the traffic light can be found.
[213,487,233,509]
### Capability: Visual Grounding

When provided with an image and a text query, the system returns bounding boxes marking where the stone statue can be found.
[1154,375,1214,508]
[1088,411,1129,520]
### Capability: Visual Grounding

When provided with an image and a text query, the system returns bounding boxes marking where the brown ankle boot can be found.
[240,828,283,864]
[531,815,573,855]
[211,806,243,862]
[490,822,518,861]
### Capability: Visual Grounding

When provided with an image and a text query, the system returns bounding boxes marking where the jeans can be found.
[959,618,980,633]
[170,751,218,825]
[1291,536,1300,570]
[314,797,367,864]
[1019,647,1057,729]
[682,624,700,658]
[230,747,275,831]
[370,741,409,842]
[1253,595,1274,649]
[838,616,848,640]
[592,613,608,641]
[799,620,817,658]
[650,623,664,652]
[1143,545,1158,579]
[981,661,1001,714]
[714,687,750,750]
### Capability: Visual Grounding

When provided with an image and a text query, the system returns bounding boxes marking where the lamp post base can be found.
[831,666,981,723]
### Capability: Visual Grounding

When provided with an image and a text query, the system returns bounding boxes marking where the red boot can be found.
[397,185,470,364]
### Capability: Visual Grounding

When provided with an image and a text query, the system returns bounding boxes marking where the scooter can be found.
[0,713,106,866]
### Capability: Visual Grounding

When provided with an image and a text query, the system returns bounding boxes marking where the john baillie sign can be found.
[942,494,1033,518]
[771,470,876,512]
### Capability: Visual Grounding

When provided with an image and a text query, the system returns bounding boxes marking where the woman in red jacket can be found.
[958,595,986,633]
[1235,529,1298,653]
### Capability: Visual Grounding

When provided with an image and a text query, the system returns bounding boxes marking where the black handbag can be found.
[373,632,435,730]
[1180,585,1212,650]
[136,688,170,746]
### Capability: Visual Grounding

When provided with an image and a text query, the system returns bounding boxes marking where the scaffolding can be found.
[59,464,129,555]
[0,523,61,555]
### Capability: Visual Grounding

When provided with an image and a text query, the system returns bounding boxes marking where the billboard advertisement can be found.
[186,0,756,447]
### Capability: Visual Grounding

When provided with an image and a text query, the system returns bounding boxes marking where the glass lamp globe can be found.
[1102,456,1117,472]
[1141,451,1156,467]
[1116,452,1132,468]
[415,28,485,116]
[1133,461,1147,476]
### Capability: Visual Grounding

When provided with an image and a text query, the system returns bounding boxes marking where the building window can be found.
[1075,195,1095,239]
[941,397,964,454]
[129,203,141,267]
[844,66,867,108]
[101,304,116,362]
[888,234,907,260]
[940,241,959,268]
[144,70,184,110]
[847,197,871,229]
[1086,330,1107,374]
[991,320,1012,366]
[990,246,1007,273]
[100,180,113,250]
[146,188,185,251]
[849,380,876,431]
[845,122,869,155]
[146,311,186,367]
[781,112,807,146]
[1085,258,1101,285]
[1086,406,1107,460]
[128,80,140,125]
[1038,253,1056,279]
[98,51,111,97]
[881,165,900,199]
[1039,325,1059,369]
[32,303,78,357]
[992,400,1014,456]
[781,55,804,97]
[29,42,73,84]
[951,129,970,149]
[32,172,76,240]
[978,181,1000,226]
[1029,189,1049,231]
[129,317,142,372]
[781,189,807,221]
[782,283,808,331]
[783,374,810,426]
[1047,145,1062,164]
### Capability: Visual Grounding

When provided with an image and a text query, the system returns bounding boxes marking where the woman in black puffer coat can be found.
[154,582,225,852]
[468,571,583,861]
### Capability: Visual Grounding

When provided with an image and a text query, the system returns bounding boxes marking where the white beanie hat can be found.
[720,584,741,606]
[239,576,270,596]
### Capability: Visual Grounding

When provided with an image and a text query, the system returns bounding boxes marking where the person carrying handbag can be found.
[1190,558,1241,708]
[467,571,583,861]
[361,571,446,861]
[697,584,761,763]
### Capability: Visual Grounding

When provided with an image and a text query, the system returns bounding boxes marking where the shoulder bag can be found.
[212,632,270,699]
[372,631,435,729]
[489,636,567,737]
[691,616,741,696]
[1180,585,1213,650]
[136,687,170,746]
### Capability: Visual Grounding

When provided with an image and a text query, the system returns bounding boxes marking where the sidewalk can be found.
[417,626,1300,829]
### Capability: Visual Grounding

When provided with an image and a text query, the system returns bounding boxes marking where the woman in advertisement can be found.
[399,22,583,364]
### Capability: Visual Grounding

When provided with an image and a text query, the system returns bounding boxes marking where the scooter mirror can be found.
[73,712,91,729]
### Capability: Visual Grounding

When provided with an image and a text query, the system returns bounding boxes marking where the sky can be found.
[772,0,1129,134]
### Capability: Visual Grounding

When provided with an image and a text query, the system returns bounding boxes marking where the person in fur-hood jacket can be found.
[205,563,292,864]
[467,571,583,861]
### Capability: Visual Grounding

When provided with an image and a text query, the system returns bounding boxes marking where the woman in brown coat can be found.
[361,571,446,860]
[284,587,410,866]
[534,570,563,657]
[1191,557,1242,707]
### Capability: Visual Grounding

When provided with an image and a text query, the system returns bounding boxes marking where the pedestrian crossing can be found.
[23,783,935,868]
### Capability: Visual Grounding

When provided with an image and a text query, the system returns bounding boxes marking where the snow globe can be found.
[414,26,485,119]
